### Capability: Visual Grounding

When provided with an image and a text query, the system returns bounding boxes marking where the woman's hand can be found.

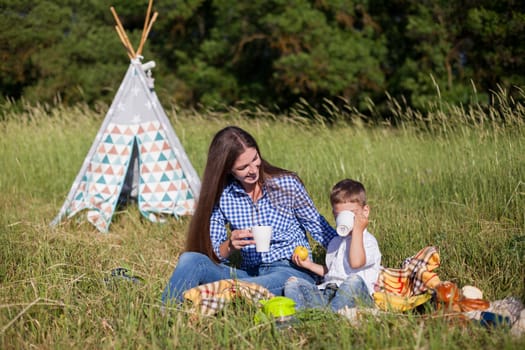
[220,229,255,258]
[229,229,255,250]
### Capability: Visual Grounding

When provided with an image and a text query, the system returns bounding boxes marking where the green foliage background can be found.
[2,0,525,116]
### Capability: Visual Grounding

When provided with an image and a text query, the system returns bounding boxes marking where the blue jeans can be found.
[284,274,373,312]
[162,252,316,303]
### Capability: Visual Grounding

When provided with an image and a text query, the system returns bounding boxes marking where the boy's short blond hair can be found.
[330,179,367,206]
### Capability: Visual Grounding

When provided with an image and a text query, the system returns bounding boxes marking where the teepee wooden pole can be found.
[114,26,133,59]
[140,11,158,52]
[122,29,136,58]
[110,6,136,58]
[137,0,154,56]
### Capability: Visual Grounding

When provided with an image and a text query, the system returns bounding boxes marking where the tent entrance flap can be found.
[118,139,139,208]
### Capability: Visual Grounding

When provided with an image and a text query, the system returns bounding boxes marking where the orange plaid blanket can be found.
[183,279,274,316]
[375,246,442,297]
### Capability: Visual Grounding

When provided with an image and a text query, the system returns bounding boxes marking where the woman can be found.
[162,126,336,302]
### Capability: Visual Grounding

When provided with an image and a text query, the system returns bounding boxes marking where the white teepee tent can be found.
[51,1,201,232]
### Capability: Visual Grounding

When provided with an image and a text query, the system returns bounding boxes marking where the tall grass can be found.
[0,94,524,349]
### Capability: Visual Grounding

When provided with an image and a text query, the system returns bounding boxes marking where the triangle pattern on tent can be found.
[64,122,135,232]
[136,121,196,218]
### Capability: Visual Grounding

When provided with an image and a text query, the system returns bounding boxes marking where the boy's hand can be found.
[291,252,327,277]
[352,208,369,234]
[291,252,312,269]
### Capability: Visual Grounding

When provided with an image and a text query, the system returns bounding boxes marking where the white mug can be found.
[336,210,354,237]
[251,225,272,252]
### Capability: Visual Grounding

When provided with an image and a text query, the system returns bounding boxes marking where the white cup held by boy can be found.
[336,210,354,237]
[251,225,272,252]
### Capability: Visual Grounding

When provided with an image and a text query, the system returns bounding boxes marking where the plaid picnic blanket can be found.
[375,246,442,297]
[183,279,274,316]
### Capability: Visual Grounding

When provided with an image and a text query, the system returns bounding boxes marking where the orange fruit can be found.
[294,246,308,261]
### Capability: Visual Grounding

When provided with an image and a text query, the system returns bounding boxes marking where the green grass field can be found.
[1,100,524,349]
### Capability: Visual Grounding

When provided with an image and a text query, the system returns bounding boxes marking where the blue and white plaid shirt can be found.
[210,174,337,269]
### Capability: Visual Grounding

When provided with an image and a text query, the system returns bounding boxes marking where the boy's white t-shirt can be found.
[317,229,381,295]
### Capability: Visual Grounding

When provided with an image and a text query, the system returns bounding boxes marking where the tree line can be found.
[1,0,524,119]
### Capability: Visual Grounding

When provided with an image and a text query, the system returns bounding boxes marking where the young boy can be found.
[284,179,381,312]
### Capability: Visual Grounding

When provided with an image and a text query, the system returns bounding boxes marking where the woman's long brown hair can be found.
[184,126,294,262]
